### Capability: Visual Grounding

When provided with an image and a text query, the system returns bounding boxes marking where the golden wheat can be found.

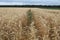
[0,8,60,40]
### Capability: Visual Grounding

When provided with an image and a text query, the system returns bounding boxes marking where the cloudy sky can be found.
[0,0,60,5]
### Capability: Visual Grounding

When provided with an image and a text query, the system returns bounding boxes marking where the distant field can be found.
[39,7,60,10]
[0,8,60,40]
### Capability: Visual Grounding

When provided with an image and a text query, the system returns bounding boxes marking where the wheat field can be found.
[0,8,60,40]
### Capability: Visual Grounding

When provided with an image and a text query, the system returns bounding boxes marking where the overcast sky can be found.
[0,0,60,5]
